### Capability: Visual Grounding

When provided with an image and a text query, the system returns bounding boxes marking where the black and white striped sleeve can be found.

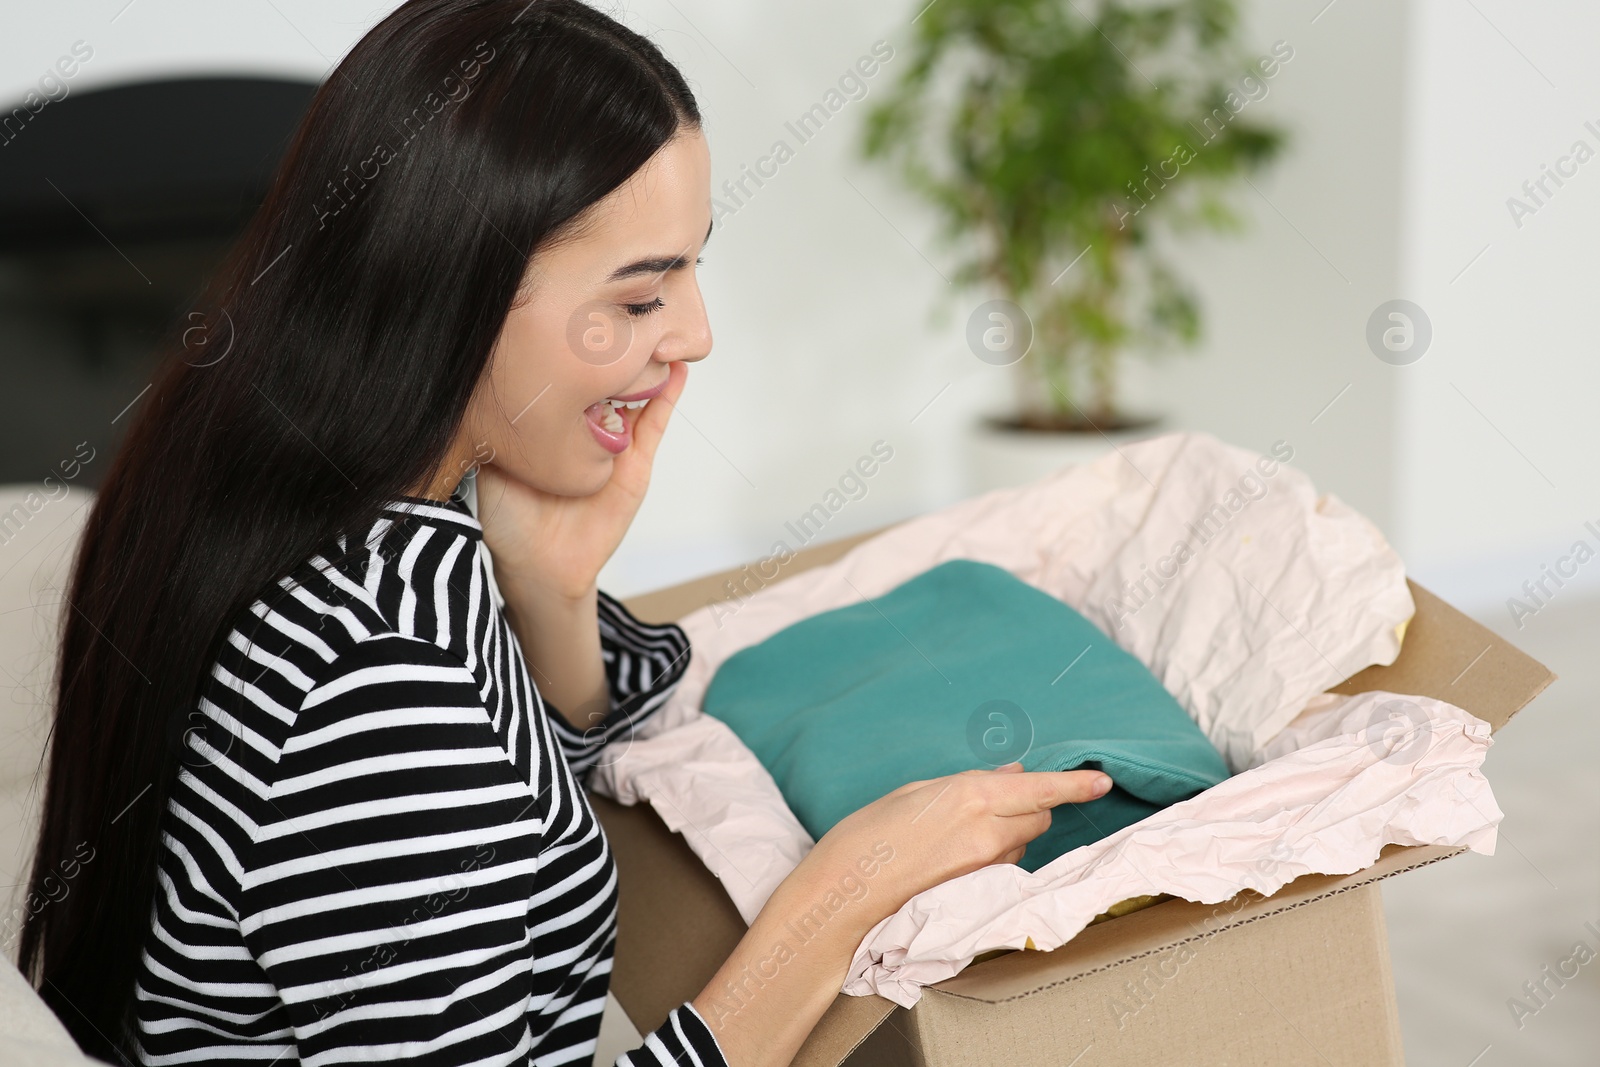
[616,1002,727,1067]
[547,589,691,780]
[245,631,541,1065]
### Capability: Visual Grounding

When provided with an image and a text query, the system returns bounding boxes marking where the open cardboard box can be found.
[594,523,1556,1066]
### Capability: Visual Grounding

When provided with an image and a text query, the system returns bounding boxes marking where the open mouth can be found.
[594,396,649,431]
[582,377,668,453]
[583,393,655,454]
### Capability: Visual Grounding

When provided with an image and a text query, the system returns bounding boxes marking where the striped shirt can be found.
[134,494,728,1067]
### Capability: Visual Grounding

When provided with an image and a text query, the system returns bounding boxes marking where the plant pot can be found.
[964,412,1163,495]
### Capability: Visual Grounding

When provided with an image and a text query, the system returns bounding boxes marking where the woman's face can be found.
[453,127,713,498]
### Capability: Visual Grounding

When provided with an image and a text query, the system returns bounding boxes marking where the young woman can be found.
[19,2,1112,1064]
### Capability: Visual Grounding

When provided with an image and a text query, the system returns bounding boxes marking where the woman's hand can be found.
[694,763,1112,1066]
[475,359,688,603]
[801,763,1113,927]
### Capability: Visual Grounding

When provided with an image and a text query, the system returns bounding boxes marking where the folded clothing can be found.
[704,559,1232,871]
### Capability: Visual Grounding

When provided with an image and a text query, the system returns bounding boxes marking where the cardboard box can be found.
[595,524,1556,1066]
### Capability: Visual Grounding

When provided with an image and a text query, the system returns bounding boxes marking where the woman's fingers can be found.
[621,359,687,469]
[988,769,1112,817]
[887,759,1022,799]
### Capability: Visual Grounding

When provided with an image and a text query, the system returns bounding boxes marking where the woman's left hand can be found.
[474,359,688,604]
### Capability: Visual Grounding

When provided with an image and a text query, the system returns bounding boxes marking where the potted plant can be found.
[860,0,1287,489]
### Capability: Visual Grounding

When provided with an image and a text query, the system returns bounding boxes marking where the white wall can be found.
[0,1,384,96]
[1132,0,1409,541]
[1395,0,1600,624]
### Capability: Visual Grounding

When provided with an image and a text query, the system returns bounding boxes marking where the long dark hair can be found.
[18,2,699,1058]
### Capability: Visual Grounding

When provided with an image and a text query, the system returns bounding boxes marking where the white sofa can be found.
[0,484,105,1066]
[0,956,101,1067]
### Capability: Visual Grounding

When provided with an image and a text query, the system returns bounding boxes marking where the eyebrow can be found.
[605,217,714,283]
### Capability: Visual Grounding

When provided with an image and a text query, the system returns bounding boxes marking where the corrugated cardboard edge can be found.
[923,842,1464,1005]
[606,526,1557,1065]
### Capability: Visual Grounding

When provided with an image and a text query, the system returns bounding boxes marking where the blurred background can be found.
[0,1,1594,1064]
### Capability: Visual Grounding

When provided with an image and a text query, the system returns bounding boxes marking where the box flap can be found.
[590,794,746,1036]
[1330,581,1556,732]
[791,992,902,1067]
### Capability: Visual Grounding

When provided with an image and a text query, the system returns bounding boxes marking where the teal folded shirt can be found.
[703,559,1231,871]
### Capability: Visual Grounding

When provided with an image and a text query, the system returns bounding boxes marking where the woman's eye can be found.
[622,298,665,318]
